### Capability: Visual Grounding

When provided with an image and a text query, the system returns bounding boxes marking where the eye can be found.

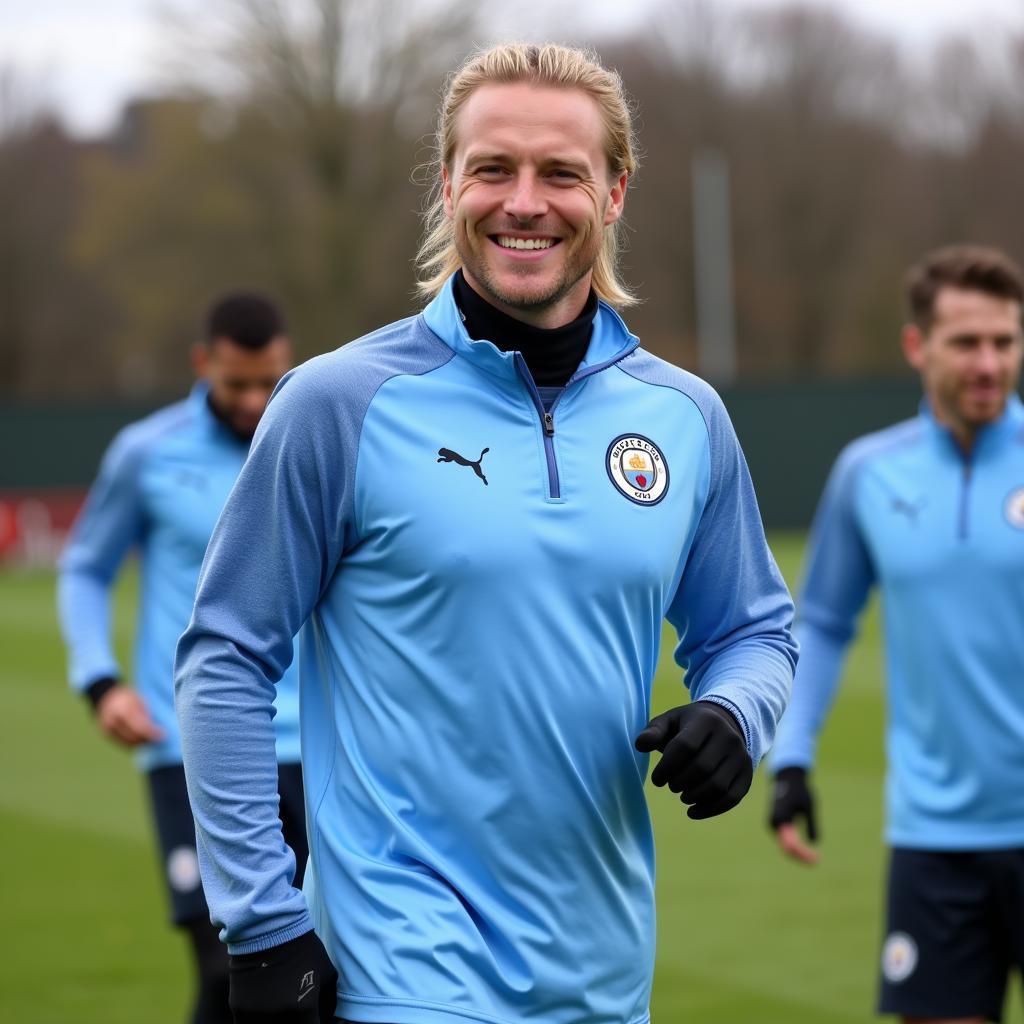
[549,168,580,182]
[474,165,507,178]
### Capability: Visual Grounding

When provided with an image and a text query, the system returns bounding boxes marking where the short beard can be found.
[207,394,258,444]
[473,260,589,314]
[455,224,601,317]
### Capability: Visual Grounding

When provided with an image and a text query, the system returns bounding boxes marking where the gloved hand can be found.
[229,929,338,1023]
[635,701,753,819]
[768,765,820,864]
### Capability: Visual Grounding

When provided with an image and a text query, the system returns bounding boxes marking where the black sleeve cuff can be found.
[84,676,120,711]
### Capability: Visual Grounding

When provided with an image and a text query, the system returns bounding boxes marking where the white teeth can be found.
[497,236,554,250]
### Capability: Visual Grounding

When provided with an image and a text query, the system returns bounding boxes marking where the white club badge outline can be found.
[606,434,669,506]
[167,845,202,893]
[881,931,918,984]
[1005,486,1024,529]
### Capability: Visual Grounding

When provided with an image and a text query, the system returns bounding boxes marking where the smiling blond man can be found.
[176,44,796,1024]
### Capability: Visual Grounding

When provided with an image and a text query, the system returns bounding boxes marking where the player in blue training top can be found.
[769,244,1024,1024]
[58,292,308,1024]
[176,43,797,1024]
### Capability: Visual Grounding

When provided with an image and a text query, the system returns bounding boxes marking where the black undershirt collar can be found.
[452,270,597,388]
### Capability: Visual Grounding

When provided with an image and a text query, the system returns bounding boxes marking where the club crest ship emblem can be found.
[606,434,669,505]
[1005,486,1024,529]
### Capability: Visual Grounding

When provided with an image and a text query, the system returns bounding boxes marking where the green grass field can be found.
[2,534,1020,1023]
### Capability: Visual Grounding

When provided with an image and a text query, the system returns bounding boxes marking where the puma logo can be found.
[437,447,490,486]
[175,469,207,492]
[891,496,926,524]
[297,970,315,1002]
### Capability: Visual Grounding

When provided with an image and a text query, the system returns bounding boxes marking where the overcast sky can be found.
[3,0,1023,137]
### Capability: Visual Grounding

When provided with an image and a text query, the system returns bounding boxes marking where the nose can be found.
[503,170,547,223]
[240,387,272,417]
[975,340,1002,376]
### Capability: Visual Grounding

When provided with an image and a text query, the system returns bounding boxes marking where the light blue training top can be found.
[58,382,301,771]
[176,279,797,1024]
[772,395,1024,849]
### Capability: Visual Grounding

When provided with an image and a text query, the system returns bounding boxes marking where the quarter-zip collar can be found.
[920,393,1024,462]
[452,270,597,387]
[421,273,639,386]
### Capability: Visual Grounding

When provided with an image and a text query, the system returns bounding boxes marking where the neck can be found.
[950,424,978,456]
[928,399,986,457]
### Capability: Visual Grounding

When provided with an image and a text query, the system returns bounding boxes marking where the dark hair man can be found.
[769,244,1024,1024]
[176,44,797,1024]
[58,291,307,1024]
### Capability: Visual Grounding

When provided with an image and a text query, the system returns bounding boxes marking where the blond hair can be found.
[415,42,639,307]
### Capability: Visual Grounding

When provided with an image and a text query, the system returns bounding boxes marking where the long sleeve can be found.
[174,364,358,952]
[57,429,147,691]
[769,445,876,771]
[665,391,798,768]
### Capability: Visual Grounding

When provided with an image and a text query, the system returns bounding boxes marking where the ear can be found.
[191,343,210,380]
[901,324,926,371]
[603,171,628,227]
[442,165,454,219]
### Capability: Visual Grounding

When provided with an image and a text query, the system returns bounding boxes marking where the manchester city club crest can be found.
[881,932,918,984]
[606,434,669,505]
[1005,486,1024,529]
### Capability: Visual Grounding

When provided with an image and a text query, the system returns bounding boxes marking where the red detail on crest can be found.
[636,474,647,488]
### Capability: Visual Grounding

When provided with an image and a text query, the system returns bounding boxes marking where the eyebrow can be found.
[462,151,592,174]
[947,331,1022,341]
[462,151,509,165]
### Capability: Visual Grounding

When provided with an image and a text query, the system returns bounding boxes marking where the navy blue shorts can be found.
[147,761,308,926]
[878,847,1024,1022]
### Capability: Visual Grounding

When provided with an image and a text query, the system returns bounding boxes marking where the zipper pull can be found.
[543,412,555,437]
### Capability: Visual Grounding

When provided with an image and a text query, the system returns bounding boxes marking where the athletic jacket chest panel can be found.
[140,433,246,569]
[350,358,710,603]
[827,414,1024,848]
[857,441,1024,585]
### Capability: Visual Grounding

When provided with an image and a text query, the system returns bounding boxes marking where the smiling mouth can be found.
[492,235,559,251]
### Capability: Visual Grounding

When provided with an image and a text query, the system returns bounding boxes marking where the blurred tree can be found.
[0,67,118,399]
[8,4,1024,399]
[205,0,485,345]
[616,2,1023,379]
[71,0,481,397]
[72,98,305,395]
[729,5,908,376]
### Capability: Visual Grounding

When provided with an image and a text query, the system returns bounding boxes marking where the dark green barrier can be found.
[724,379,923,527]
[0,404,156,490]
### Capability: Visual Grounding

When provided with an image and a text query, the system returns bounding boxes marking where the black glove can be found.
[229,929,338,1023]
[635,701,753,819]
[768,765,818,841]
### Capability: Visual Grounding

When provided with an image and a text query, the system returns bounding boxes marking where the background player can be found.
[58,292,308,1024]
[769,244,1024,1023]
